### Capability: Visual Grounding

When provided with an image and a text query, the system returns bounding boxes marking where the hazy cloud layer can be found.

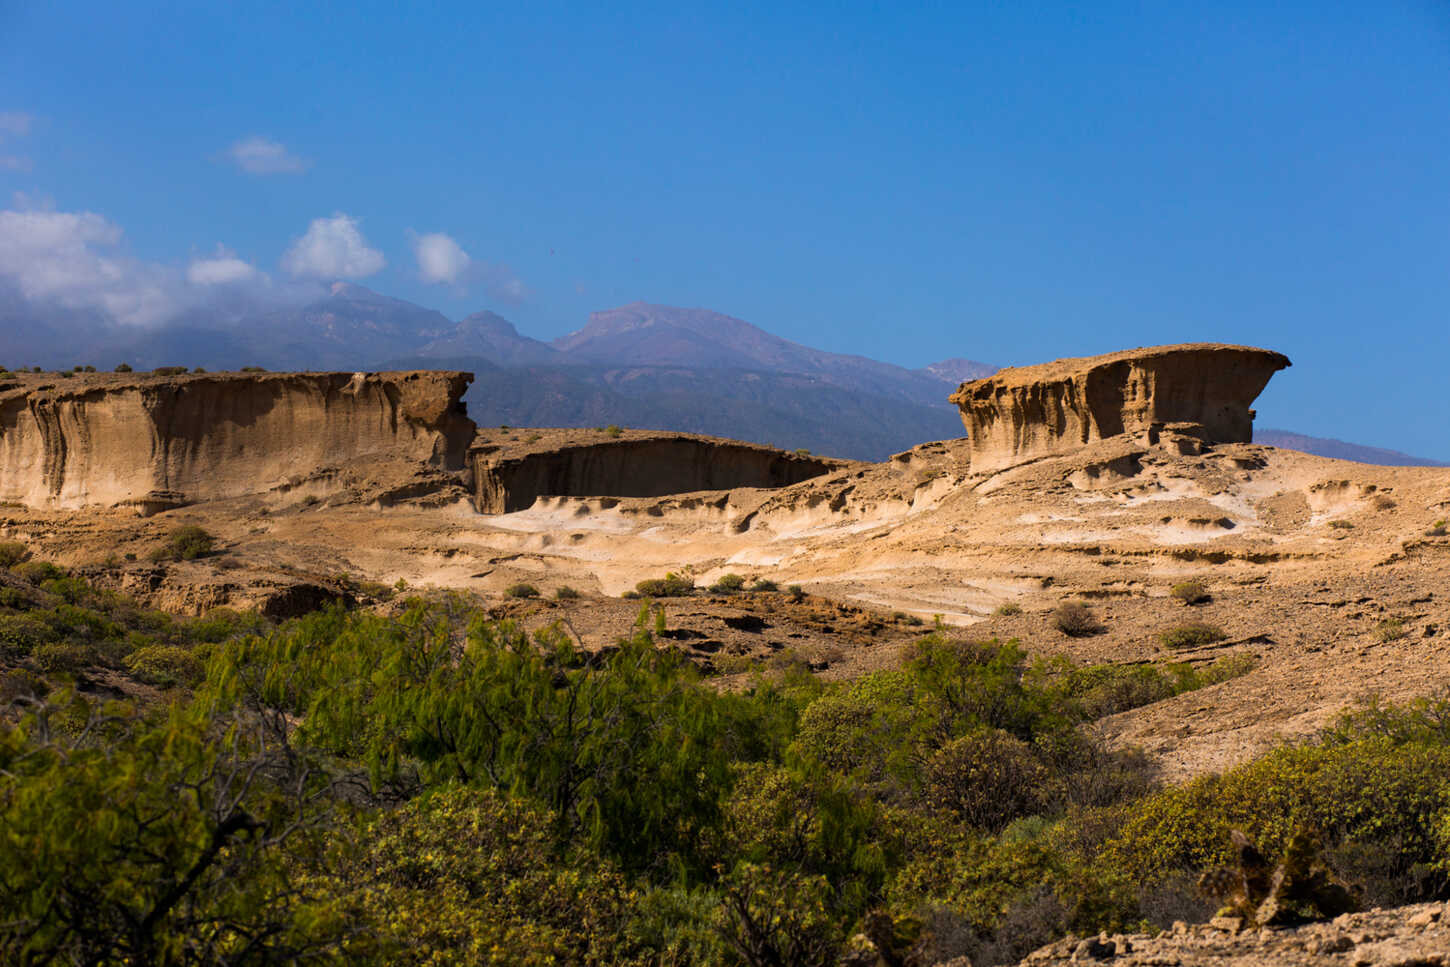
[0,197,314,330]
[281,213,385,279]
[410,231,471,285]
[482,264,528,304]
[187,246,261,286]
[0,111,34,174]
[0,200,178,326]
[224,136,309,175]
[0,113,32,136]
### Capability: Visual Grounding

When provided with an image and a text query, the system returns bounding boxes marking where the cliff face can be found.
[472,430,843,513]
[0,370,474,510]
[950,344,1290,472]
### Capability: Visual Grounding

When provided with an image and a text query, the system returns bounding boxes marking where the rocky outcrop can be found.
[472,429,843,513]
[0,370,474,511]
[1016,900,1450,966]
[950,344,1290,472]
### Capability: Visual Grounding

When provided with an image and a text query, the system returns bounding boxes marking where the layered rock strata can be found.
[472,429,843,513]
[950,344,1290,472]
[0,370,474,510]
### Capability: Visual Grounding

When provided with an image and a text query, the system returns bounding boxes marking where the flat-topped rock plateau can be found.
[2,349,1447,781]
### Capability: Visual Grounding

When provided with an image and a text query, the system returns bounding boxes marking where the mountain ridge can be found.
[2,282,1442,465]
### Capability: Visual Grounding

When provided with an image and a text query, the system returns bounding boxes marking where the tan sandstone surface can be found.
[0,370,475,512]
[2,349,1447,786]
[951,344,1290,472]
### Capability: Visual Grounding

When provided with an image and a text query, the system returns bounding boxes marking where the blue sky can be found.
[1,1,1447,456]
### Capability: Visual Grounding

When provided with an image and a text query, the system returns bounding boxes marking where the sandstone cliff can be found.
[471,428,845,514]
[950,344,1290,472]
[0,370,474,511]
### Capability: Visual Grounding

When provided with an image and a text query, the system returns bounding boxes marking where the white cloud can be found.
[224,135,309,175]
[410,231,472,285]
[187,246,260,285]
[486,270,528,304]
[281,213,385,279]
[0,201,179,327]
[0,113,32,137]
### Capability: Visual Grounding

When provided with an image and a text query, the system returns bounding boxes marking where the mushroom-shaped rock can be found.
[949,343,1290,473]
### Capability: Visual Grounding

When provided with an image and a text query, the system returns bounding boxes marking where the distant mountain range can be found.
[2,282,1444,465]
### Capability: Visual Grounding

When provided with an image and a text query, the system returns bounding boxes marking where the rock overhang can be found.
[0,370,475,511]
[950,343,1291,473]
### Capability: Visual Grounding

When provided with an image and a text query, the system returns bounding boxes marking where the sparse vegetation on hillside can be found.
[0,568,1444,965]
[1170,579,1211,605]
[1053,601,1099,637]
[1158,622,1228,649]
[634,572,695,597]
[148,524,216,562]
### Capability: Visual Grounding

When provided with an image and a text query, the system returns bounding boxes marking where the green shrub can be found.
[1158,623,1227,649]
[553,585,580,600]
[504,582,540,599]
[32,642,94,675]
[1427,519,1448,538]
[605,424,623,438]
[0,542,31,567]
[923,729,1048,831]
[240,365,267,372]
[787,584,806,602]
[125,645,205,688]
[995,602,1023,616]
[321,786,645,965]
[1328,520,1355,530]
[114,363,133,373]
[1053,602,1099,637]
[748,579,778,593]
[10,560,63,585]
[0,614,51,659]
[1170,580,1211,605]
[635,573,695,598]
[152,366,188,376]
[1376,617,1408,642]
[150,525,215,562]
[710,573,746,593]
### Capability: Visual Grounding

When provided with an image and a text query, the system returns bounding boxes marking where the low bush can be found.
[924,729,1048,831]
[748,579,779,593]
[10,560,65,585]
[150,525,216,562]
[554,585,580,600]
[504,583,540,599]
[0,542,31,567]
[635,573,695,597]
[1053,602,1099,637]
[1427,519,1448,538]
[1170,580,1210,605]
[125,645,205,688]
[710,573,746,593]
[1377,617,1408,642]
[1158,623,1227,649]
[32,642,95,675]
[787,584,806,602]
[994,603,1023,616]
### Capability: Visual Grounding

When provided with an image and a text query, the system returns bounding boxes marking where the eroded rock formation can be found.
[472,429,843,513]
[0,370,474,510]
[950,343,1290,472]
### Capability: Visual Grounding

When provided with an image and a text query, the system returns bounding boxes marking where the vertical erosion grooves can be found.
[0,371,474,509]
[473,435,840,514]
[951,344,1290,473]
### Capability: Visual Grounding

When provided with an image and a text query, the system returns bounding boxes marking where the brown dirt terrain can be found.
[5,425,1448,782]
